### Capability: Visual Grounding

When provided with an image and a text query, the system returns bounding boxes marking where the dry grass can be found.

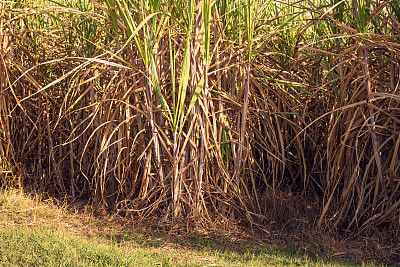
[0,188,96,235]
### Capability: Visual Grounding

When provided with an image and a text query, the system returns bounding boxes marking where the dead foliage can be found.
[0,1,399,257]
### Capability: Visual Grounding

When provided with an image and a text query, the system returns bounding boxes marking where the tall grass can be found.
[1,0,400,236]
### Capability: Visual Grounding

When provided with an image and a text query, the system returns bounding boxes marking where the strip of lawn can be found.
[0,227,375,267]
[0,189,377,266]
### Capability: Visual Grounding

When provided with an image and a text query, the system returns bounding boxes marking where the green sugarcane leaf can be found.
[183,74,205,128]
[150,57,172,123]
[174,0,194,129]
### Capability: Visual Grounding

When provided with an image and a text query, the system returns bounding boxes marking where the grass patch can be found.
[0,228,177,266]
[0,189,379,266]
[0,227,375,267]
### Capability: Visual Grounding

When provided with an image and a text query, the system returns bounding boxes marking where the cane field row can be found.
[1,0,400,263]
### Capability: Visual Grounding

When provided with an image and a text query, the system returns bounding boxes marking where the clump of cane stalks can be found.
[1,0,399,238]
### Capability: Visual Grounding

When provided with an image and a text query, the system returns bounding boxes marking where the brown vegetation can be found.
[0,1,400,256]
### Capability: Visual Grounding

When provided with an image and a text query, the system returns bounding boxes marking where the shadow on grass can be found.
[98,225,381,267]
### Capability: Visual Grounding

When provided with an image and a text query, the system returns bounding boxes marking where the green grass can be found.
[0,227,375,267]
[0,189,380,266]
[0,228,177,266]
